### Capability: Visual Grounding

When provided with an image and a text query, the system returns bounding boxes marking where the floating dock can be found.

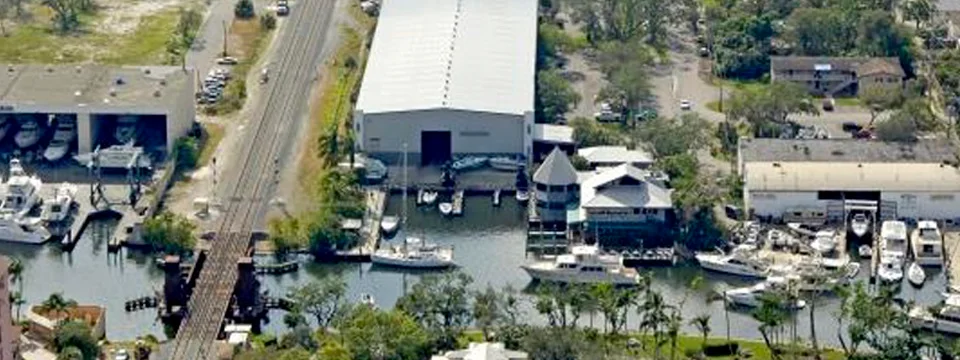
[334,188,386,261]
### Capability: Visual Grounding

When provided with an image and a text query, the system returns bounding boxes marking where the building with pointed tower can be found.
[532,147,578,225]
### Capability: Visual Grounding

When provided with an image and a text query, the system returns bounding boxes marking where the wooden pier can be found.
[335,189,386,261]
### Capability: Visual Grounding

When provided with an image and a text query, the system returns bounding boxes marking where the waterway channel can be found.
[0,196,947,345]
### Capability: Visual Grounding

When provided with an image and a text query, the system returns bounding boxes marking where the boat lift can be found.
[87,146,146,208]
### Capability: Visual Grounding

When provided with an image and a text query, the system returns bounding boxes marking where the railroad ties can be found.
[124,296,159,312]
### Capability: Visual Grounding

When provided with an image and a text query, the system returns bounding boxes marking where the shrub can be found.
[235,0,255,19]
[260,13,277,30]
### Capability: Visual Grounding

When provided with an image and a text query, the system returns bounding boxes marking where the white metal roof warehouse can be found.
[354,0,537,165]
[737,138,960,223]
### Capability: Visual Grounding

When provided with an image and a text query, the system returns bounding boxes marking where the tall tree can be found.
[901,0,935,30]
[54,320,99,360]
[860,86,904,125]
[565,0,649,43]
[786,7,854,56]
[690,314,712,348]
[726,83,819,137]
[595,41,654,121]
[856,11,914,72]
[752,292,789,358]
[7,258,23,319]
[396,271,474,350]
[634,113,708,158]
[287,275,347,330]
[338,306,430,360]
[42,0,80,33]
[535,69,580,123]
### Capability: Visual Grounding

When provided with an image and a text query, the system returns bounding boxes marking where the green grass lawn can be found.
[0,7,182,64]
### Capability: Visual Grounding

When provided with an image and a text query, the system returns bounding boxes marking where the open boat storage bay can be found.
[255,195,946,344]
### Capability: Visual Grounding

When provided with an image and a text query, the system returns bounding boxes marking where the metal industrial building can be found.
[738,138,960,223]
[0,65,195,155]
[354,0,537,165]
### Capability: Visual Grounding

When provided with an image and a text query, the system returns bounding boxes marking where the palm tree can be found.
[39,292,78,325]
[9,291,25,321]
[57,346,83,360]
[8,258,24,317]
[690,314,712,348]
[753,292,789,359]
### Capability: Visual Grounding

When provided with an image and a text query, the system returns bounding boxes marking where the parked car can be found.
[216,56,239,65]
[680,99,692,110]
[277,4,289,15]
[699,47,709,57]
[842,121,863,132]
[594,102,620,122]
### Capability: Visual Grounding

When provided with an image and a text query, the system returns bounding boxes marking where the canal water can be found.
[0,196,945,344]
[0,217,167,340]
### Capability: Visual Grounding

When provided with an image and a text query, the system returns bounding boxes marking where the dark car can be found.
[842,122,863,133]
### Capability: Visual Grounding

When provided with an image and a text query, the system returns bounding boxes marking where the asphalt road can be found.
[164,0,337,357]
[186,0,275,81]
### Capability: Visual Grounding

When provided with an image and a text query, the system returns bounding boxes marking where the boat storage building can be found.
[0,65,195,154]
[353,0,537,165]
[738,138,960,223]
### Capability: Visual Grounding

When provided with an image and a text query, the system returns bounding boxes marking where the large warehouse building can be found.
[738,138,960,223]
[354,0,537,165]
[0,64,195,155]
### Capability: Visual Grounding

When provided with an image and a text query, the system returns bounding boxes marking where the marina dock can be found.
[335,188,386,261]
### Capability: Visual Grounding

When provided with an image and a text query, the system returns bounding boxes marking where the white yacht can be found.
[909,295,960,335]
[41,183,77,223]
[0,159,42,220]
[380,215,399,235]
[0,217,50,244]
[521,245,640,286]
[912,221,944,266]
[723,278,806,309]
[877,254,904,283]
[14,118,44,148]
[850,213,870,238]
[371,237,456,269]
[43,118,77,162]
[489,157,525,172]
[74,143,152,169]
[114,116,138,144]
[880,220,909,260]
[695,251,771,278]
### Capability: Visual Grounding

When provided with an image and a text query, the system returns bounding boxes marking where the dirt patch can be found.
[96,0,185,35]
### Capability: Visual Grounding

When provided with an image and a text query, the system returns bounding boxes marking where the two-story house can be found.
[578,164,673,243]
[769,56,904,97]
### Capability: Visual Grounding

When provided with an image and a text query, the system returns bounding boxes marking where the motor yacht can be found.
[723,278,806,309]
[880,220,909,260]
[695,251,771,278]
[877,254,904,283]
[489,156,525,172]
[371,237,456,269]
[912,220,944,266]
[909,295,960,335]
[521,245,639,286]
[14,117,44,148]
[0,159,42,220]
[380,215,399,235]
[41,183,77,224]
[114,116,138,144]
[43,117,77,162]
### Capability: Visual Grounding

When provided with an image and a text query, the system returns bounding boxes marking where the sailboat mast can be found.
[402,142,408,252]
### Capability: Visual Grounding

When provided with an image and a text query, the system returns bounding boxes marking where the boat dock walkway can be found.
[335,189,386,261]
[942,230,960,291]
[59,183,153,252]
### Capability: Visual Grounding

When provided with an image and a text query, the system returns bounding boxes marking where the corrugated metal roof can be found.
[577,146,654,165]
[356,0,536,115]
[744,161,960,192]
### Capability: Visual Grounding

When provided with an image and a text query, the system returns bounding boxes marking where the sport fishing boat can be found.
[43,117,77,162]
[0,159,42,220]
[912,220,944,266]
[521,245,639,286]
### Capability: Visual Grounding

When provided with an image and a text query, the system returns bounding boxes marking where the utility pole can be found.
[222,20,228,57]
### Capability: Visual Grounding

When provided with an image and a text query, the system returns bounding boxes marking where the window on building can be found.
[536,183,547,191]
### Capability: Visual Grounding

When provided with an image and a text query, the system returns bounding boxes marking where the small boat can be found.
[723,279,806,309]
[515,190,530,203]
[809,230,839,254]
[450,156,488,171]
[521,245,639,286]
[360,293,376,307]
[421,190,438,205]
[439,202,453,216]
[42,183,77,224]
[877,255,904,283]
[850,213,870,238]
[0,218,51,245]
[858,244,872,258]
[371,237,456,269]
[14,118,44,148]
[44,117,77,162]
[380,215,399,234]
[489,156,525,172]
[908,262,926,287]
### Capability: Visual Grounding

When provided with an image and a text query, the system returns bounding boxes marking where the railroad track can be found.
[165,0,336,358]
